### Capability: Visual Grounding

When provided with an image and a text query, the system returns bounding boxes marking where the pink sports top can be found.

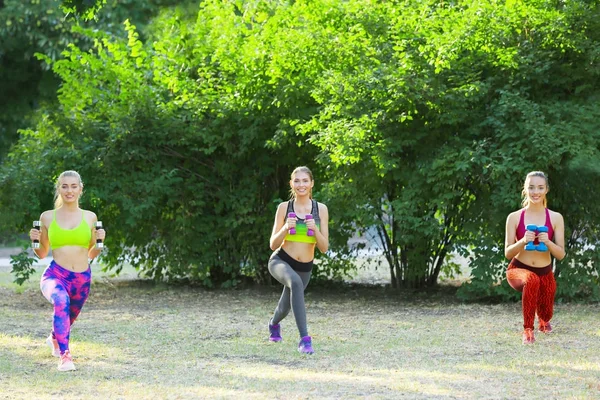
[515,208,554,241]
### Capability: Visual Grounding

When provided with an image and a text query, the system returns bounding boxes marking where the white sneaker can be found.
[57,350,76,372]
[46,335,60,358]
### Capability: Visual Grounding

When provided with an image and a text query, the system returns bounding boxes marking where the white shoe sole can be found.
[57,361,76,371]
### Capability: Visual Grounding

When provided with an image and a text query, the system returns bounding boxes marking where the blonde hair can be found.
[521,171,548,208]
[54,170,84,208]
[289,166,314,200]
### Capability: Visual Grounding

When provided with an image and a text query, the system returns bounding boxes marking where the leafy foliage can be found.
[60,0,107,20]
[10,246,37,286]
[0,0,197,164]
[1,0,600,298]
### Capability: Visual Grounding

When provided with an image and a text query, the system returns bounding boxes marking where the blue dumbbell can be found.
[536,226,549,251]
[525,224,548,252]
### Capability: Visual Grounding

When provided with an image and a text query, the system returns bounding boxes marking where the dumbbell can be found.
[287,213,296,235]
[96,221,104,249]
[32,220,41,249]
[524,224,548,252]
[305,214,314,236]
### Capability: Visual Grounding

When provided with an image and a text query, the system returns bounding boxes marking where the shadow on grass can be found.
[2,276,600,399]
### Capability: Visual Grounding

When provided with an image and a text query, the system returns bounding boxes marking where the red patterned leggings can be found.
[506,258,556,330]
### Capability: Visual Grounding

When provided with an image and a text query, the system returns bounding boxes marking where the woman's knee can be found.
[508,270,542,293]
[52,293,70,310]
[507,277,525,292]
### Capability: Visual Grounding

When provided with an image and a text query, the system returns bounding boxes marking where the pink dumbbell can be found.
[305,214,314,236]
[288,212,296,234]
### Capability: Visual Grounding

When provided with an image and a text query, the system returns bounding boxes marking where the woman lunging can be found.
[29,170,106,371]
[267,166,329,354]
[504,171,565,344]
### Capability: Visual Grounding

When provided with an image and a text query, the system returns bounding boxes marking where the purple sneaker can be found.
[298,336,314,354]
[269,322,282,342]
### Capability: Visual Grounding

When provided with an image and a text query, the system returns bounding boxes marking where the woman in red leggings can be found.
[504,171,565,344]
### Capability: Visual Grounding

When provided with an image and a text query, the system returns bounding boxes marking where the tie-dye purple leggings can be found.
[40,260,91,355]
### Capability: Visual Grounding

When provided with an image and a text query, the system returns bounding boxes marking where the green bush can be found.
[2,0,600,297]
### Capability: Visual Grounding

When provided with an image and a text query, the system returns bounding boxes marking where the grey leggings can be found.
[268,250,312,338]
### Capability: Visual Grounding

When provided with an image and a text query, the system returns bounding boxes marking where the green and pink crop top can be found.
[48,210,92,249]
[284,200,320,244]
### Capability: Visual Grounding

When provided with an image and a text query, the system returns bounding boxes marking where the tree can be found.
[0,0,197,163]
[2,0,599,297]
[1,2,323,286]
[297,0,600,290]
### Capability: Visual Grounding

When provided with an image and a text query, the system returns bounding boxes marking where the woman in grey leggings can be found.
[268,166,329,354]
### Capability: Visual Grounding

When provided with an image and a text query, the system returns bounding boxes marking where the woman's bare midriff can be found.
[515,253,552,268]
[52,246,90,272]
[282,241,316,263]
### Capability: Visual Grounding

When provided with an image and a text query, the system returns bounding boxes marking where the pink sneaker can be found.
[46,335,60,358]
[539,319,553,334]
[522,328,535,345]
[57,350,76,372]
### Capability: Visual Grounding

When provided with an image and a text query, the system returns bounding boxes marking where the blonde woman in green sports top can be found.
[29,170,105,371]
[267,166,329,354]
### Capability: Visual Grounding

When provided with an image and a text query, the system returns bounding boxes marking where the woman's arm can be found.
[540,211,566,260]
[270,202,293,251]
[504,212,532,260]
[314,203,329,253]
[30,211,51,259]
[86,211,105,259]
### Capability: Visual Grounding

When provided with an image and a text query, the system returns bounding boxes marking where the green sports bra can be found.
[284,200,320,244]
[48,210,92,249]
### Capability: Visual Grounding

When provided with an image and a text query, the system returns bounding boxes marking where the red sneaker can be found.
[539,319,553,334]
[522,328,535,345]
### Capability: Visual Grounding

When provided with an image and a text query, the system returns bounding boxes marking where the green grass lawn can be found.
[1,265,599,399]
